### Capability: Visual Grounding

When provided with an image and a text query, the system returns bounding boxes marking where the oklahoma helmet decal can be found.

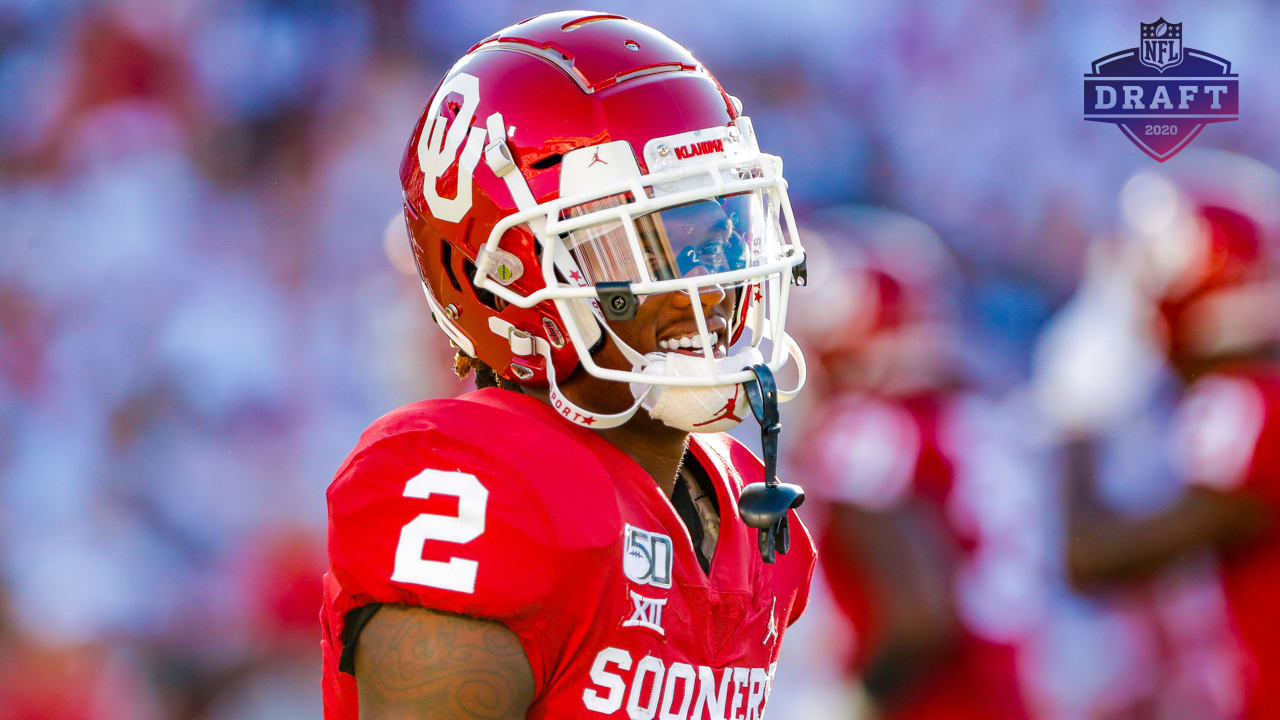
[401,11,807,430]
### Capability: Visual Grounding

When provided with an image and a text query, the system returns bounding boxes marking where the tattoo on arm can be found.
[355,605,535,719]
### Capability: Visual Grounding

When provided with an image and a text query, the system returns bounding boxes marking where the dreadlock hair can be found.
[454,349,522,392]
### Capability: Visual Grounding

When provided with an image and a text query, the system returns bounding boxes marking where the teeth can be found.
[660,332,723,352]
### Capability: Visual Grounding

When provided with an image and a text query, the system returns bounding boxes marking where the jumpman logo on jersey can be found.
[762,596,778,648]
[588,148,608,167]
[693,384,744,427]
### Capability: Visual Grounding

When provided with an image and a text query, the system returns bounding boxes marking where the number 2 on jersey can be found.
[391,469,488,593]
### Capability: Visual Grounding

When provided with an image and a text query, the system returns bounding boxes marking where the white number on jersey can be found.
[391,468,488,593]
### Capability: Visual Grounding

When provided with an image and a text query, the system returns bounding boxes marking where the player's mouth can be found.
[656,323,728,358]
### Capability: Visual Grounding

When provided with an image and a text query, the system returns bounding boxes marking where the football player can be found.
[1058,150,1280,719]
[792,207,1030,720]
[320,12,814,720]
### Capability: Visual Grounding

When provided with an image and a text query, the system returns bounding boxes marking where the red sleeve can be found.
[326,427,560,684]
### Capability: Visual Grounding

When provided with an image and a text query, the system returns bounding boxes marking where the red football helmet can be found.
[401,11,806,429]
[792,206,957,395]
[1119,149,1280,367]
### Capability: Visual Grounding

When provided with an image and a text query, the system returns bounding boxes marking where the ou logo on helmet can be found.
[418,72,487,223]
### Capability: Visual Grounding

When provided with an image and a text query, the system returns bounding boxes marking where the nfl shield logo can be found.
[1085,17,1237,161]
[1140,18,1183,72]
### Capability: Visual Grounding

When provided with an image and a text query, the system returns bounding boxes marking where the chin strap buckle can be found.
[737,363,805,564]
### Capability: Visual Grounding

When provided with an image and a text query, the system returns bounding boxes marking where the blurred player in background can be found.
[1048,150,1280,719]
[320,12,815,720]
[791,207,1031,720]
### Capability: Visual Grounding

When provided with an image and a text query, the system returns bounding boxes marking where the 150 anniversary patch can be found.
[1084,18,1238,162]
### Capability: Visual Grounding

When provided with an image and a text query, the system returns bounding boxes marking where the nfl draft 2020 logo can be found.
[1084,19,1238,162]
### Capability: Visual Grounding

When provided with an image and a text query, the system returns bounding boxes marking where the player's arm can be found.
[829,498,959,709]
[355,604,535,720]
[1065,437,1271,589]
[805,400,957,708]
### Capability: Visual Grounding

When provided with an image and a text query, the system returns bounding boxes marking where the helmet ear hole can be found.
[440,242,463,292]
[464,258,508,312]
[530,153,563,170]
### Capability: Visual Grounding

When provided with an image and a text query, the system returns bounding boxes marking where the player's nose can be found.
[668,284,727,311]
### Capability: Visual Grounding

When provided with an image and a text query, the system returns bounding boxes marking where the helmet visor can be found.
[562,190,785,288]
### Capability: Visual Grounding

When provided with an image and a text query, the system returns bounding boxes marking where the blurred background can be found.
[3,0,1279,717]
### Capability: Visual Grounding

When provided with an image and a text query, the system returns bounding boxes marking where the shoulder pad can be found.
[328,393,623,617]
[328,417,561,622]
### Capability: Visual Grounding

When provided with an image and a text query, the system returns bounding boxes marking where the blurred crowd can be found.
[3,0,1280,718]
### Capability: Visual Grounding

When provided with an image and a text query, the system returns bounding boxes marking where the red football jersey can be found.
[1171,365,1280,720]
[321,388,816,719]
[801,391,1028,720]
